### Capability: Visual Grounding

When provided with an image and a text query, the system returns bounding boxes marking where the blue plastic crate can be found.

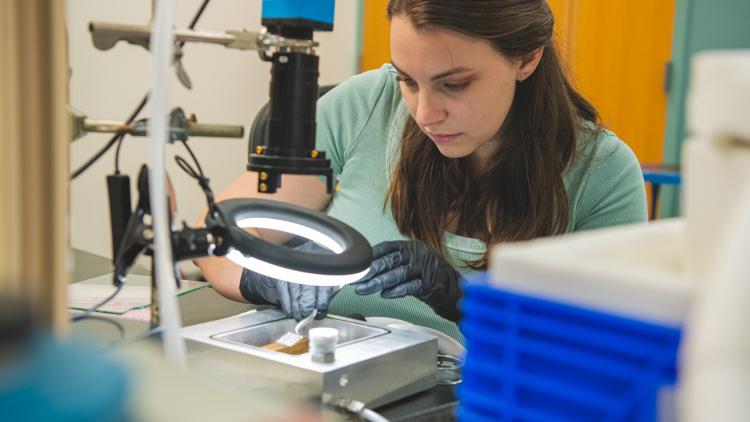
[457,273,682,422]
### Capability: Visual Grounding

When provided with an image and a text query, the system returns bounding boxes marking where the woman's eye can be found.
[443,81,470,91]
[395,75,417,88]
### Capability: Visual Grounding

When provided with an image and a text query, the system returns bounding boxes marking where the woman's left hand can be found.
[353,240,462,321]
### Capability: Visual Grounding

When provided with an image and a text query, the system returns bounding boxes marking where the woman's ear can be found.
[516,47,544,82]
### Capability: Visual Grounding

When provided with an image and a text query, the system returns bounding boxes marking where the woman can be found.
[197,0,647,341]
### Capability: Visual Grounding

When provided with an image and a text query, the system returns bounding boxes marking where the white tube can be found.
[359,408,390,422]
[148,0,186,364]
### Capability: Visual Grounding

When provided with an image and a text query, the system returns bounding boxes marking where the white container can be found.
[489,219,690,327]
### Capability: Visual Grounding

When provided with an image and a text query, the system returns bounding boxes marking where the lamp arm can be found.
[112,164,232,285]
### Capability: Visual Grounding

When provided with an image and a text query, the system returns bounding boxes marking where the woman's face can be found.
[390,15,526,163]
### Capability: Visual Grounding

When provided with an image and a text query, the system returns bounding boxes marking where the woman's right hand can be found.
[239,240,338,321]
[242,274,337,321]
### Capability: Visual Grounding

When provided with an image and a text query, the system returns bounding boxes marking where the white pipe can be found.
[148,0,186,364]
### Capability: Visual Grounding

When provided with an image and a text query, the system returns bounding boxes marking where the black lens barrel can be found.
[248,51,332,193]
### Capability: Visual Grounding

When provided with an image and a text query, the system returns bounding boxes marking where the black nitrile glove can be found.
[238,241,337,321]
[353,240,462,321]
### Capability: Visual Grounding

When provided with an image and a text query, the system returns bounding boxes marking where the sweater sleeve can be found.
[573,131,649,231]
[315,65,396,176]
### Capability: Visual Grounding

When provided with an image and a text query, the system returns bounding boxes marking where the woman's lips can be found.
[428,133,461,144]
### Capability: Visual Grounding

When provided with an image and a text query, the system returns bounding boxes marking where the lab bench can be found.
[70,249,457,422]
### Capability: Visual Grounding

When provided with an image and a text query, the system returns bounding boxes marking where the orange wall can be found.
[359,0,676,166]
[360,0,391,72]
[553,0,676,165]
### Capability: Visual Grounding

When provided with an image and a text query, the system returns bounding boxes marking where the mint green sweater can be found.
[315,64,647,342]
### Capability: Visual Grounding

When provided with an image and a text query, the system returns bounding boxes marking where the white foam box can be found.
[488,219,690,327]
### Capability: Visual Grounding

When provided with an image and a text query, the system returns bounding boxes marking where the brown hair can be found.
[386,0,599,268]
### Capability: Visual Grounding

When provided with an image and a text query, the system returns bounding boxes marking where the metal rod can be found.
[187,123,244,138]
[81,118,243,139]
[89,21,315,53]
[83,120,132,133]
[89,22,261,51]
[173,28,236,45]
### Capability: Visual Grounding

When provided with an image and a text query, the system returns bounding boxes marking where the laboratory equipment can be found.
[182,308,437,408]
[75,0,442,411]
[458,223,685,421]
[680,50,750,422]
[88,1,337,194]
[436,354,463,386]
[78,0,371,298]
[262,309,318,354]
[69,107,245,142]
[457,50,750,422]
[308,326,338,363]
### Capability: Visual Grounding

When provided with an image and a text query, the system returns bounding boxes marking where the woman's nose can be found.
[414,92,447,127]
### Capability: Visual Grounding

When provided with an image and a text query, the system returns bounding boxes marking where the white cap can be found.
[309,327,339,363]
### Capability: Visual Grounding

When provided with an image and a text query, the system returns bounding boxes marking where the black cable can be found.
[71,134,121,180]
[71,282,124,322]
[175,140,216,214]
[72,315,126,341]
[113,133,125,174]
[113,93,150,174]
[71,0,212,180]
[185,0,211,35]
[179,138,204,176]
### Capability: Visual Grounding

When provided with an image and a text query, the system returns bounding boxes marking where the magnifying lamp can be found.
[112,183,371,289]
[215,198,372,286]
